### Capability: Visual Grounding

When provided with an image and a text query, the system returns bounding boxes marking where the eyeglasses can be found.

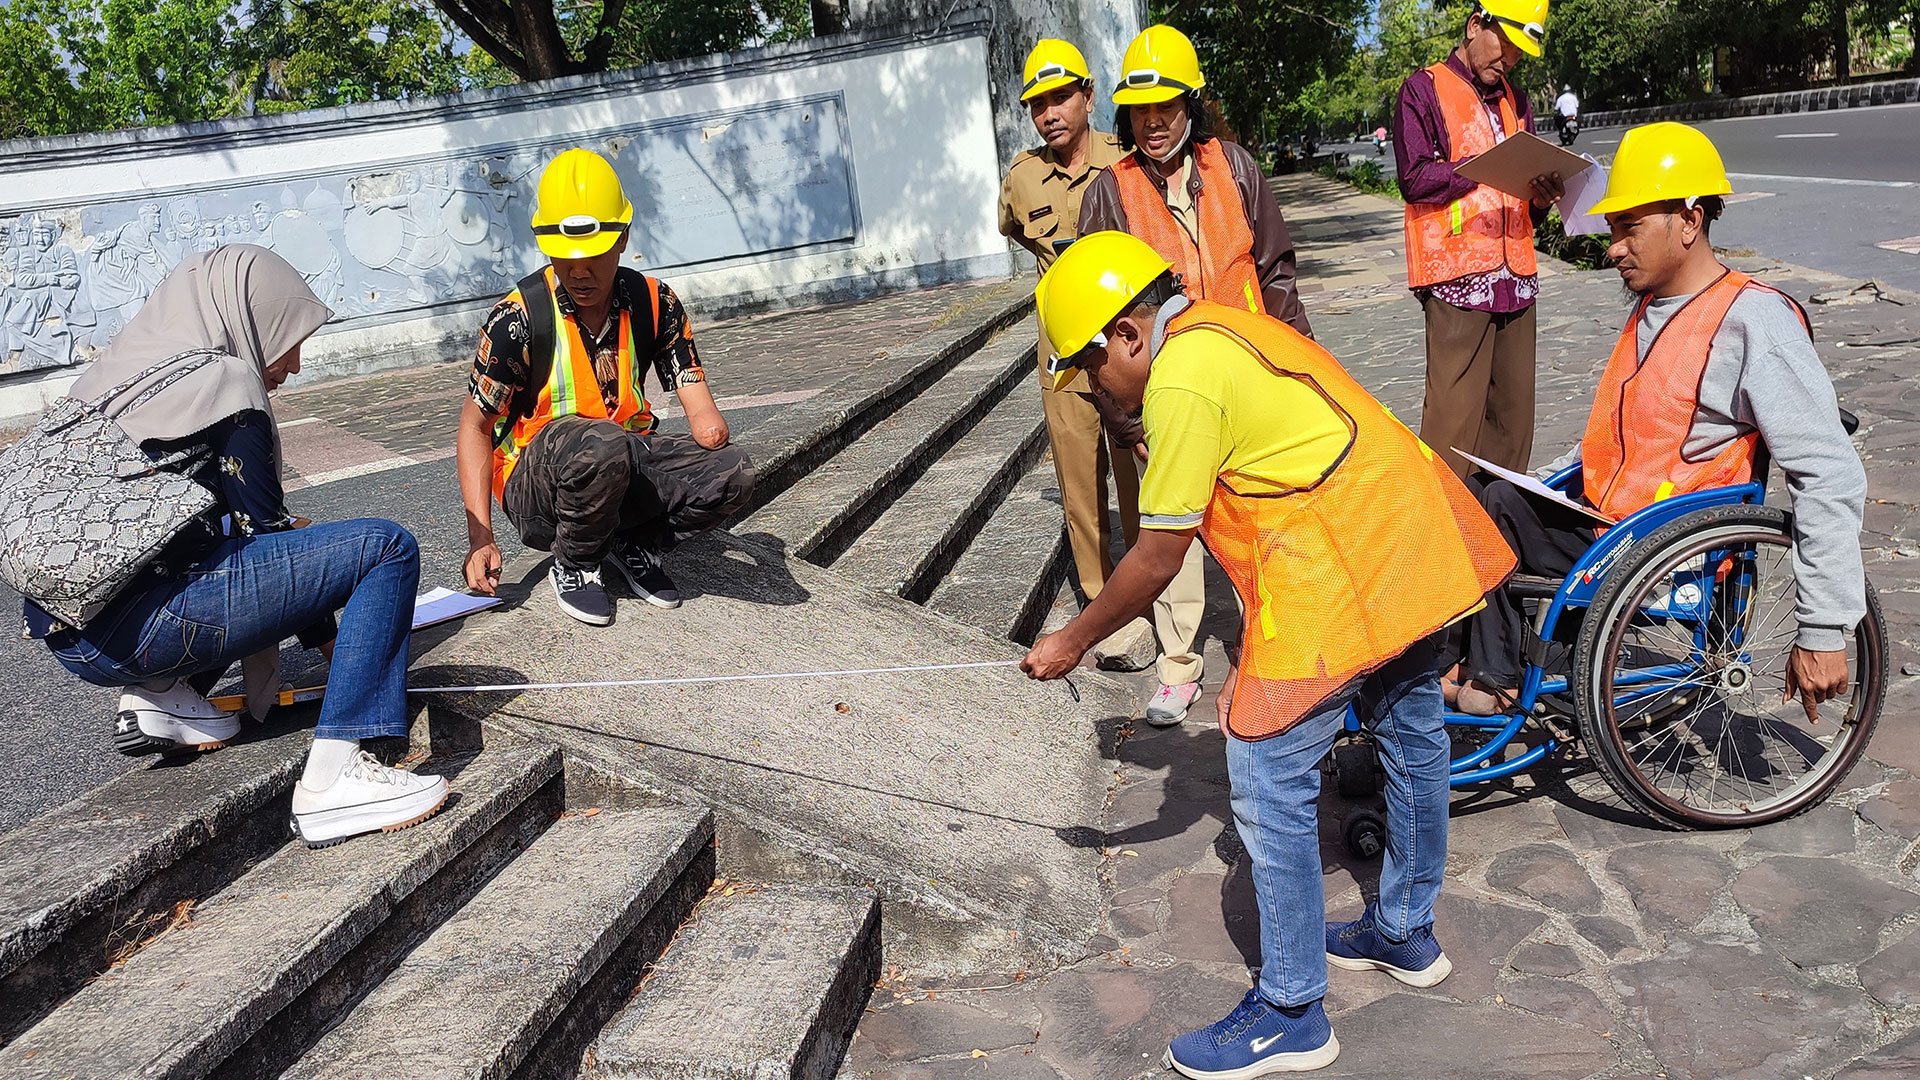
[533,213,630,239]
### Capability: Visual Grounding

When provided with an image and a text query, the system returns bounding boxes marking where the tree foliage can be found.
[1153,0,1373,142]
[428,0,811,83]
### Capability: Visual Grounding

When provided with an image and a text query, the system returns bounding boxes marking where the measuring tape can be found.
[215,659,1081,709]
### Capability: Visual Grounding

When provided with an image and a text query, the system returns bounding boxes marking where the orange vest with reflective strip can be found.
[1167,301,1517,740]
[490,267,662,501]
[1402,62,1538,288]
[1580,270,1805,521]
[1112,141,1264,314]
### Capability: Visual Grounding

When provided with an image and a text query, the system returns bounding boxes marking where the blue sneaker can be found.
[1163,990,1339,1077]
[1325,904,1452,988]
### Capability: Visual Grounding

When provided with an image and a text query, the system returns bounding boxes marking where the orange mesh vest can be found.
[1112,141,1264,314]
[490,267,662,501]
[1402,63,1538,288]
[1580,270,1804,521]
[1167,302,1517,740]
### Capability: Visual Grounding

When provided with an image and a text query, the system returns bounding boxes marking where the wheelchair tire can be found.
[1571,504,1885,829]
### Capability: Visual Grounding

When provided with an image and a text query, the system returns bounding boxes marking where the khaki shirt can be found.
[998,130,1124,392]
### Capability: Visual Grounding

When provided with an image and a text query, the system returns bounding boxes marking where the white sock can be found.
[302,737,359,789]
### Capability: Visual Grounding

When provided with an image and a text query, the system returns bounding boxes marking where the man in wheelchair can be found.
[1020,232,1515,1076]
[1451,122,1867,723]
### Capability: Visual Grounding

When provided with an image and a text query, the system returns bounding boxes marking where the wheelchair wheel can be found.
[1572,505,1885,829]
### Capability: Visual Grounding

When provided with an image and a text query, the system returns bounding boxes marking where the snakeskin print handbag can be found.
[0,350,220,628]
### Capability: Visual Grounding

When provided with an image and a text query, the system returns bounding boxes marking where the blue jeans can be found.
[51,519,420,740]
[1226,638,1450,1007]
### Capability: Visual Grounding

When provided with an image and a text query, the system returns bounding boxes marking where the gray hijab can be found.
[71,245,331,457]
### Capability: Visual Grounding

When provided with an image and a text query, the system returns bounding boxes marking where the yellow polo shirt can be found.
[1138,326,1354,530]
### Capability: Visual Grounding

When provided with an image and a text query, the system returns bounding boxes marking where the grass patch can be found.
[1317,158,1401,199]
[1536,209,1611,270]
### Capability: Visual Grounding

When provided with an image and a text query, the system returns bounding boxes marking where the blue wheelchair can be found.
[1333,419,1887,852]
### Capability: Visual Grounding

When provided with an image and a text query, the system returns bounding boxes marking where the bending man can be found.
[1021,232,1514,1076]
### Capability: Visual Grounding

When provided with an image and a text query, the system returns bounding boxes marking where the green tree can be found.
[236,0,469,112]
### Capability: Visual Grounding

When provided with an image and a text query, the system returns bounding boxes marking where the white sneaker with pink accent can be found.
[1145,681,1203,727]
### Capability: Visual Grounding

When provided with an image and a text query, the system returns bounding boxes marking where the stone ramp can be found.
[587,885,880,1080]
[414,529,1132,974]
[282,808,711,1080]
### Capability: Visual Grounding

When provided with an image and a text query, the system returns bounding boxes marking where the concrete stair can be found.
[585,886,880,1080]
[0,723,880,1079]
[735,283,1076,644]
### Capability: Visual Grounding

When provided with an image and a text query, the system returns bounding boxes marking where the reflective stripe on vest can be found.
[490,268,661,501]
[1113,141,1264,314]
[1579,271,1803,521]
[1402,63,1538,288]
[1164,301,1516,740]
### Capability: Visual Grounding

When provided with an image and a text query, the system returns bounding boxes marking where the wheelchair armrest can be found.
[1504,573,1563,600]
[1545,461,1583,497]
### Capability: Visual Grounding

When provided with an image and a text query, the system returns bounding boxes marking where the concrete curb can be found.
[1586,77,1920,128]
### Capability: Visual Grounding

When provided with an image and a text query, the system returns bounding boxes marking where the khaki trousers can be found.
[1041,378,1140,598]
[1417,298,1537,477]
[1039,375,1206,687]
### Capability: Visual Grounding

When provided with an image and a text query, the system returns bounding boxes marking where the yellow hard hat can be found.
[1588,122,1733,217]
[1478,0,1548,57]
[530,148,634,260]
[1036,232,1175,390]
[1022,39,1091,101]
[1113,25,1204,106]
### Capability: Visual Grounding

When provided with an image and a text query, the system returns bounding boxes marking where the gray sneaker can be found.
[1145,682,1202,727]
[605,541,682,609]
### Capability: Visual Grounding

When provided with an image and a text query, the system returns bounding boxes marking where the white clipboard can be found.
[1455,449,1614,525]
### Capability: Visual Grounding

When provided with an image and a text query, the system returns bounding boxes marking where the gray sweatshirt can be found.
[1546,285,1867,651]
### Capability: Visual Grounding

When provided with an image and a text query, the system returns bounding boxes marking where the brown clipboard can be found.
[1454,131,1594,202]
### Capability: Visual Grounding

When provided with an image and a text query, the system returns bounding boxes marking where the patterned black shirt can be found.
[467,274,704,420]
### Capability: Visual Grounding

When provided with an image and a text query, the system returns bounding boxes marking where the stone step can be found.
[281,807,714,1080]
[735,329,1034,566]
[830,374,1048,603]
[584,885,880,1080]
[926,457,1072,645]
[735,279,1032,518]
[0,720,311,1041]
[0,738,564,1080]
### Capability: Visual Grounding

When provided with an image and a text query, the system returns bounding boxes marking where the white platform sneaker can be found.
[291,751,449,848]
[114,680,242,756]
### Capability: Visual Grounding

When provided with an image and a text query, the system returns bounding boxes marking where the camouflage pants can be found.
[501,416,755,569]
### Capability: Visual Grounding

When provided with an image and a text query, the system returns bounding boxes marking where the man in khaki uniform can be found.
[999,39,1153,667]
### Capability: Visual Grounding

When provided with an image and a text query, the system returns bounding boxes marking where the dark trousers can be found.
[502,416,755,569]
[1419,298,1537,478]
[1461,475,1596,685]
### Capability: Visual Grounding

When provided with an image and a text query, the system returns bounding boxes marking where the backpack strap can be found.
[494,268,556,448]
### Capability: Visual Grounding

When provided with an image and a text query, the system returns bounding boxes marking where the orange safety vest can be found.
[490,267,662,501]
[1167,301,1517,740]
[1402,62,1538,288]
[1112,140,1264,314]
[1580,270,1806,521]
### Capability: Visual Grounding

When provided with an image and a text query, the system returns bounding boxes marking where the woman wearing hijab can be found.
[25,245,445,848]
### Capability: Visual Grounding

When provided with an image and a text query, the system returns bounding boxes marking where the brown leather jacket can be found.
[1078,137,1313,448]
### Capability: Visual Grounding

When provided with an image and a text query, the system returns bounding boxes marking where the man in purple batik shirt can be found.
[1393,0,1563,479]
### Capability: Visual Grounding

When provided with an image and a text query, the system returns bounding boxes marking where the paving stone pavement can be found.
[839,175,1920,1080]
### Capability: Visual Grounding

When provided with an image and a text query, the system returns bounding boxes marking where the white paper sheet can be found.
[1454,449,1614,524]
[1556,155,1609,236]
[411,586,502,631]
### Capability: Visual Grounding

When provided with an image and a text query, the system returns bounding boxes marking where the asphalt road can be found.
[1318,101,1920,292]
